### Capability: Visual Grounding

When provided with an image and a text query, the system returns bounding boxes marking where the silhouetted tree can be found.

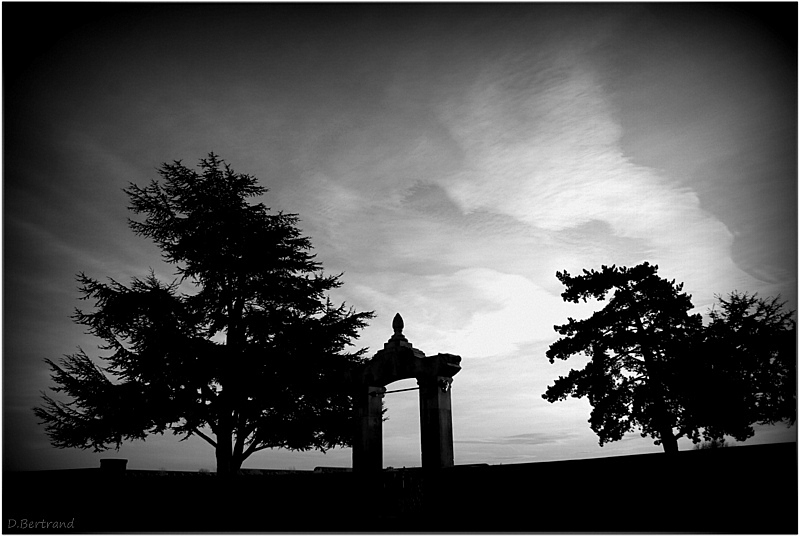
[35,154,374,475]
[543,263,703,453]
[685,292,796,443]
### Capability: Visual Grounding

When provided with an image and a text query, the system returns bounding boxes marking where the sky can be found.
[3,3,797,472]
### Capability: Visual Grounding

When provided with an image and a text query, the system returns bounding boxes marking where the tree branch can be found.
[193,427,217,448]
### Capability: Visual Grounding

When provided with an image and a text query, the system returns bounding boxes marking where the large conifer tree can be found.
[35,154,374,474]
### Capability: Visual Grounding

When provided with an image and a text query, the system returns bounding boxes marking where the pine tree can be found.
[543,263,702,453]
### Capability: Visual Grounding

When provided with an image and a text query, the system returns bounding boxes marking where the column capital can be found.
[417,375,453,393]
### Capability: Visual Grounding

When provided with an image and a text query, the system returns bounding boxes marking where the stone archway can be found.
[350,314,461,472]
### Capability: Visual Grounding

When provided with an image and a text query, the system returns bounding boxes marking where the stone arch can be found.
[350,314,461,471]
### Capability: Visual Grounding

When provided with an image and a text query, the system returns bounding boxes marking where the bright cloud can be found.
[428,268,587,358]
[431,54,764,307]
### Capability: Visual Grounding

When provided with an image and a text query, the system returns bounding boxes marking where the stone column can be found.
[353,385,385,472]
[418,376,455,469]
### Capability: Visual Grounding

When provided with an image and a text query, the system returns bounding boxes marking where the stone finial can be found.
[382,312,415,351]
[392,313,404,335]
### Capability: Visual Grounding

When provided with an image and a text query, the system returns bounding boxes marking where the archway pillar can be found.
[418,376,455,470]
[353,385,385,472]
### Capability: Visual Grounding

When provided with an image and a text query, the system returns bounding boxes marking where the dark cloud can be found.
[456,431,580,447]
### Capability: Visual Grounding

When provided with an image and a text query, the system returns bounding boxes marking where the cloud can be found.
[432,52,761,305]
[436,56,677,233]
[331,265,600,363]
[456,431,580,446]
[429,268,591,358]
[286,38,767,342]
[264,39,781,470]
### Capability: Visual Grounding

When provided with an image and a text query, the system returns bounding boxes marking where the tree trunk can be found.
[649,383,680,454]
[215,296,246,477]
[217,451,244,474]
[216,296,247,477]
[215,419,249,475]
[215,447,245,475]
[216,430,234,476]
[660,425,679,453]
[631,310,680,454]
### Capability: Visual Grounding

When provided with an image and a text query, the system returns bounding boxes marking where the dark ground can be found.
[3,442,797,533]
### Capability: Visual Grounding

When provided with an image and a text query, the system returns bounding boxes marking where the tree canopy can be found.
[544,263,701,452]
[685,291,796,443]
[544,263,796,452]
[35,154,374,474]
